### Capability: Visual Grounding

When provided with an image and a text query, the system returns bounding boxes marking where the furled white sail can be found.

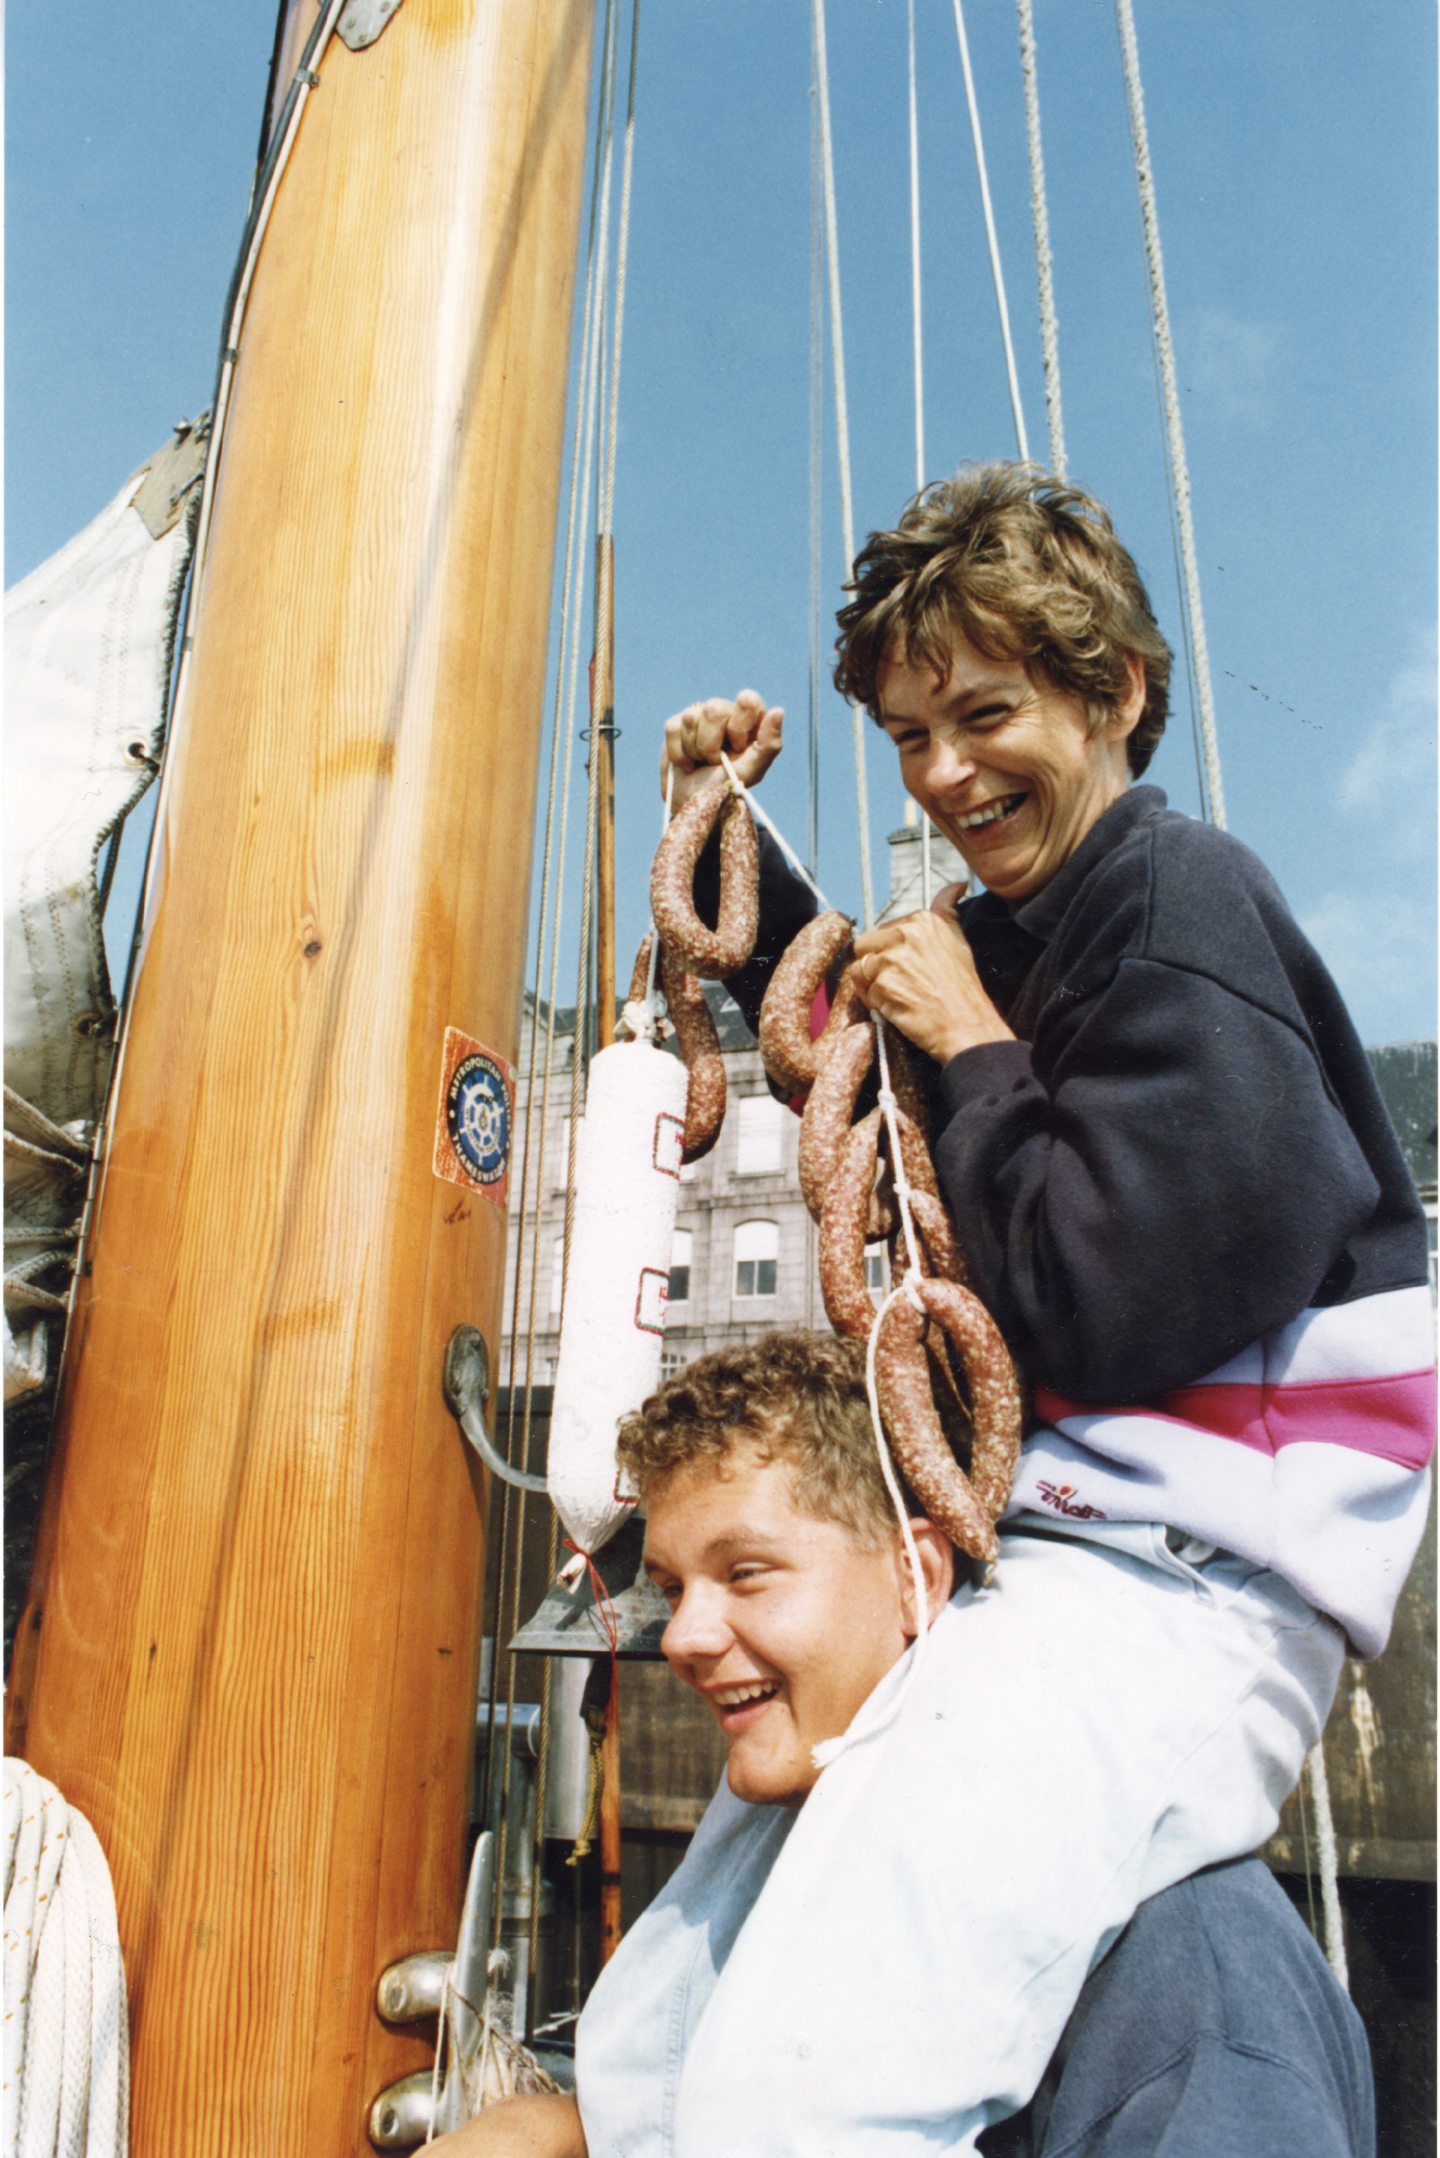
[3,425,203,1396]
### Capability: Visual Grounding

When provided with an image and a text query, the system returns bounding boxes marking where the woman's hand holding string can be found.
[852,910,1014,1065]
[660,689,783,811]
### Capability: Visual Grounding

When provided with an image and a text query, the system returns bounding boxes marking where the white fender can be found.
[546,1040,688,1554]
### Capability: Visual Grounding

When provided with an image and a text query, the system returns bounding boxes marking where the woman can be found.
[444,463,1418,2151]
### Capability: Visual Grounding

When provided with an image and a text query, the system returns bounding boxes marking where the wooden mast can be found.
[5,3,595,2150]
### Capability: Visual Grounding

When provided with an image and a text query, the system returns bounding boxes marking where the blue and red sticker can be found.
[434,1027,513,1209]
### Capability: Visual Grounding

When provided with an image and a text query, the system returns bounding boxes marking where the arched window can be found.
[733,1218,778,1300]
[735,1094,784,1176]
[668,1228,693,1307]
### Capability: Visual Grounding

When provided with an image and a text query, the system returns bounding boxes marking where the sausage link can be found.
[817,960,869,1052]
[660,945,726,1163]
[818,1109,883,1338]
[757,911,855,1092]
[882,1023,932,1142]
[799,1022,875,1222]
[873,1297,999,1565]
[912,1276,1023,1523]
[649,775,759,978]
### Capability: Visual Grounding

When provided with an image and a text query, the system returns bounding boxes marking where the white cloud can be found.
[1299,888,1436,1047]
[1335,624,1436,859]
[1180,307,1280,427]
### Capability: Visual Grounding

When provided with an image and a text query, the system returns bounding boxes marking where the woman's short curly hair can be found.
[833,462,1171,777]
[615,1331,905,1545]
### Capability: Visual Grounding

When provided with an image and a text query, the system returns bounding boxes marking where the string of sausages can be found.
[631,769,1023,1570]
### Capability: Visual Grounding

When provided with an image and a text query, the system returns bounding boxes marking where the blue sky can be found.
[7,1,1436,1043]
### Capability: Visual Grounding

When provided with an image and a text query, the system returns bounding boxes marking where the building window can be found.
[550,1115,573,1189]
[736,1095,784,1176]
[864,1242,888,1300]
[660,1348,688,1378]
[550,1236,566,1318]
[733,1219,778,1300]
[668,1229,693,1307]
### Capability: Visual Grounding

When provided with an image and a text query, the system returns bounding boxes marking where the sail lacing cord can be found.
[949,0,1030,463]
[1112,0,1226,831]
[1015,0,1066,476]
[3,1759,129,2158]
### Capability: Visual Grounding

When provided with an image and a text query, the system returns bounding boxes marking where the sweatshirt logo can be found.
[1036,1480,1107,1521]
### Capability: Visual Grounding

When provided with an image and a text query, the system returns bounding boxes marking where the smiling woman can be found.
[641,449,1431,2153]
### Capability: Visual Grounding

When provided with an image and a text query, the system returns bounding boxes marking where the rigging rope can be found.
[1113,0,1227,829]
[906,0,926,493]
[1305,1741,1349,1989]
[811,0,876,931]
[489,0,624,1959]
[1015,0,1066,476]
[949,0,1030,464]
[807,50,825,881]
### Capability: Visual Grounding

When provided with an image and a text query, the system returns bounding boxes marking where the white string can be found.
[907,0,926,493]
[705,765,935,1777]
[1016,0,1066,476]
[949,0,1030,463]
[811,1277,933,1772]
[1113,0,1226,829]
[718,752,835,915]
[811,0,876,931]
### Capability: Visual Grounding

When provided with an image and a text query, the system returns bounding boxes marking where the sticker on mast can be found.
[434,1028,513,1208]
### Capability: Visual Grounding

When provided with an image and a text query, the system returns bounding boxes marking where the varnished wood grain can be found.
[6,4,594,2149]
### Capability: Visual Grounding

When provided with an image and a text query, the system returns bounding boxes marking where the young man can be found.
[435,1333,1374,2156]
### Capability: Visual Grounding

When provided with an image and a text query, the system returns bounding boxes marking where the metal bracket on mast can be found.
[368,1831,497,2147]
[337,0,407,51]
[445,1325,548,1494]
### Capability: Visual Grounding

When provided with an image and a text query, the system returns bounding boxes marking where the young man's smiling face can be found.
[876,630,1144,905]
[643,1440,936,1806]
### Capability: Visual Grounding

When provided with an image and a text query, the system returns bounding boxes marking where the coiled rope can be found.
[3,1759,128,2158]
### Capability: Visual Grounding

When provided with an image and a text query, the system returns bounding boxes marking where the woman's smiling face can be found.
[877,631,1144,904]
[643,1443,920,1807]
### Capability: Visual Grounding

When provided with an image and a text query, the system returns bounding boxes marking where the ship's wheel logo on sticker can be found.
[447,1052,510,1185]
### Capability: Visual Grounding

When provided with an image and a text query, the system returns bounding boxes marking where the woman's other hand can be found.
[661,689,783,810]
[851,910,1014,1065]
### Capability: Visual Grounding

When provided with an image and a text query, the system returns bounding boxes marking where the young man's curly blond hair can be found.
[616,1331,908,1546]
[834,462,1172,777]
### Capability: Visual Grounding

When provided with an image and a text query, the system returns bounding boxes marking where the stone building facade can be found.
[498,813,969,1391]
